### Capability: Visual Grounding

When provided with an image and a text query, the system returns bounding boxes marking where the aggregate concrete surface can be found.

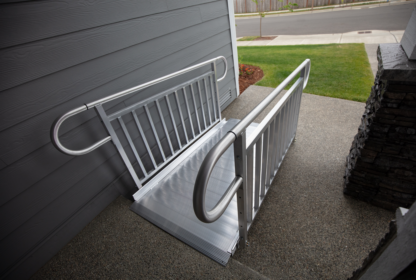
[32,86,394,279]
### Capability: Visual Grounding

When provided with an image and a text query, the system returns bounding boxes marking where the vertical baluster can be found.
[165,95,182,150]
[183,87,196,139]
[144,105,166,162]
[283,97,290,153]
[155,100,174,156]
[281,101,289,155]
[209,75,218,120]
[132,111,157,170]
[287,92,294,141]
[246,146,254,224]
[197,80,207,129]
[211,61,222,120]
[174,90,189,144]
[290,92,296,140]
[286,94,295,150]
[271,113,280,179]
[234,131,248,246]
[260,128,269,197]
[203,77,213,125]
[190,84,202,134]
[289,92,296,141]
[293,82,303,138]
[290,88,299,138]
[266,119,275,187]
[292,85,301,137]
[118,117,147,177]
[254,137,262,210]
[276,110,284,169]
[284,98,292,151]
[268,117,278,182]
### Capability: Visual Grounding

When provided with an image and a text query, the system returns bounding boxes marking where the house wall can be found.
[0,0,238,278]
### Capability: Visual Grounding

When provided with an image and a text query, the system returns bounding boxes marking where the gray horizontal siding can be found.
[0,1,228,130]
[0,6,202,91]
[0,18,232,165]
[0,0,237,278]
[5,179,121,280]
[0,0,168,49]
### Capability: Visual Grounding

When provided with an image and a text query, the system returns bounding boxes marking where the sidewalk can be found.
[236,30,404,46]
[365,44,379,77]
[235,0,414,18]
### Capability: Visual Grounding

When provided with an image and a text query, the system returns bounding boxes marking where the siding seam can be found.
[0,6,204,92]
[0,26,231,134]
[0,3,179,52]
[0,1,223,52]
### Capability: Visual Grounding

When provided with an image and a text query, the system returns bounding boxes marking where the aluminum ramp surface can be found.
[130,119,258,265]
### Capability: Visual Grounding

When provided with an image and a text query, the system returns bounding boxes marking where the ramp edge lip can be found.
[228,232,240,255]
[130,202,231,266]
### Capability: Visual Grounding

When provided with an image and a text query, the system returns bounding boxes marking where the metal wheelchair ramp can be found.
[51,55,310,267]
[130,119,258,265]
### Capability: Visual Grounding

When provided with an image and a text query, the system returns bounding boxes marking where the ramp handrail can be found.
[51,56,227,156]
[193,59,310,244]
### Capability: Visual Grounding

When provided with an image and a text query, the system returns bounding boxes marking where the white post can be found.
[227,0,241,96]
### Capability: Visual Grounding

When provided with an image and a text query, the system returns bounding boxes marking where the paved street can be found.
[236,2,415,37]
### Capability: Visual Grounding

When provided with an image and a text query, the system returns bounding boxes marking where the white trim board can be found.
[227,0,240,96]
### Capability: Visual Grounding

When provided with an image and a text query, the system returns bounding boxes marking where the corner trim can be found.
[227,0,240,96]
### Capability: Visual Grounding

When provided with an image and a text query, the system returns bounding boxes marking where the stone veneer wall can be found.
[344,44,416,211]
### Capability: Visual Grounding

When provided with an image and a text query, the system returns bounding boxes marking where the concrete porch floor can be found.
[32,86,394,279]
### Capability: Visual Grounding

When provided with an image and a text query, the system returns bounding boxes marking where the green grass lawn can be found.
[238,44,374,102]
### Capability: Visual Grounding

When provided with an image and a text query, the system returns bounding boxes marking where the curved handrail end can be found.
[217,56,228,82]
[51,105,112,156]
[193,132,236,223]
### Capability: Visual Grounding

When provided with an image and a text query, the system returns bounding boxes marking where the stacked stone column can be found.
[344,44,416,211]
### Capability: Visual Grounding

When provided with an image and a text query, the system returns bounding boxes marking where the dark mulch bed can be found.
[253,36,277,41]
[239,64,264,94]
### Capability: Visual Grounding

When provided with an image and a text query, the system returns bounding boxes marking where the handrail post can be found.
[299,61,309,89]
[234,131,248,246]
[211,61,222,120]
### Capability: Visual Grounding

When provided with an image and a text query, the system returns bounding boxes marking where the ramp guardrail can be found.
[193,59,311,246]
